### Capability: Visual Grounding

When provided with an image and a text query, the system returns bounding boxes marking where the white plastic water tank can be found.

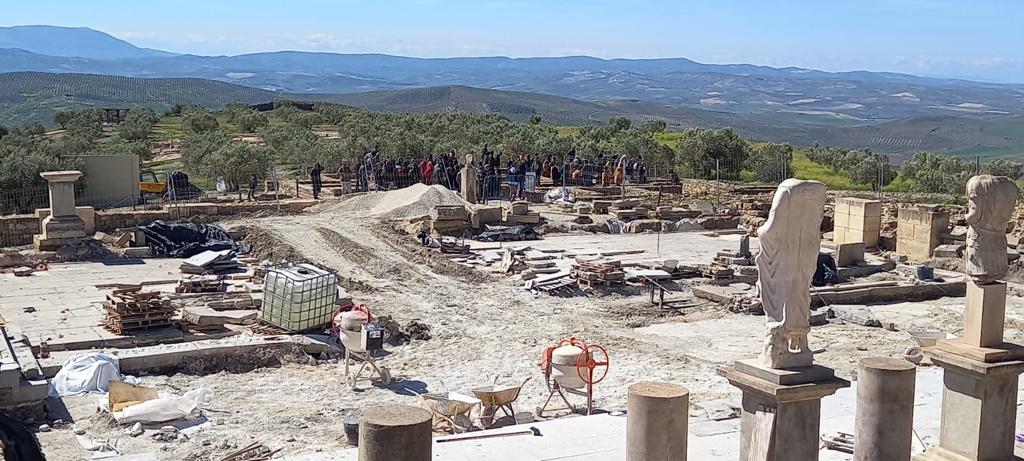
[551,344,586,389]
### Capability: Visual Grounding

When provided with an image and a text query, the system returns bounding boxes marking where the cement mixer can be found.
[538,337,609,416]
[333,304,390,388]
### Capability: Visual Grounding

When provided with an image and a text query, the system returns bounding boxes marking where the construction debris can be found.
[102,287,175,335]
[177,275,225,293]
[571,259,625,288]
[180,249,241,274]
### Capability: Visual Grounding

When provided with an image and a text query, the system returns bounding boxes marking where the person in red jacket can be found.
[419,156,434,185]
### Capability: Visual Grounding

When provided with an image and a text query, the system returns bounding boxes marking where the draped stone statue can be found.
[965,175,1019,284]
[460,153,478,204]
[756,179,827,369]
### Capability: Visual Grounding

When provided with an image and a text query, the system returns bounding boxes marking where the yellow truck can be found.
[139,170,166,196]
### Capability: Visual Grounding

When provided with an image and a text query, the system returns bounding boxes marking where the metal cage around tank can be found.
[261,262,338,331]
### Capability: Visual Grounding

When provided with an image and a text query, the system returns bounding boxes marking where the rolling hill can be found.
[2,72,1022,160]
[2,27,1024,124]
[0,72,277,124]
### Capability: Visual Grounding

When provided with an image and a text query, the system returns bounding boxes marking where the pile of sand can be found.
[330,184,470,220]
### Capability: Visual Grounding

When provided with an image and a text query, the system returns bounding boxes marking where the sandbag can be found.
[113,388,210,424]
[49,352,124,397]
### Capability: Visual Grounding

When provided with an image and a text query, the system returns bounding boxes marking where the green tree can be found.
[210,142,272,190]
[118,107,160,142]
[674,128,750,180]
[745,143,793,182]
[236,110,269,133]
[640,119,667,133]
[181,131,230,177]
[528,114,542,125]
[53,110,75,130]
[182,109,220,134]
[608,116,632,132]
[64,109,103,142]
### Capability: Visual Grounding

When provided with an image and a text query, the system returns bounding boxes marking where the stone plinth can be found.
[896,206,949,262]
[834,197,882,247]
[627,381,689,461]
[963,281,1007,348]
[856,357,916,461]
[358,405,431,461]
[718,361,850,461]
[914,347,1024,461]
[34,170,85,250]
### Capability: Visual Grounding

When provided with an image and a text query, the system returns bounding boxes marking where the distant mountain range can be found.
[1,25,1023,158]
[0,25,176,60]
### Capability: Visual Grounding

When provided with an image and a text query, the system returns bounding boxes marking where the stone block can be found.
[962,281,1007,348]
[473,207,502,226]
[933,243,965,259]
[834,242,865,266]
[510,201,530,216]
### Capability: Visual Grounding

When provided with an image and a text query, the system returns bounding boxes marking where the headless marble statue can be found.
[965,175,1019,284]
[460,154,478,204]
[757,178,827,369]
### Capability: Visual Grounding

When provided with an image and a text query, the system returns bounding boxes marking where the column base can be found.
[718,360,849,461]
[32,234,81,251]
[922,345,1024,461]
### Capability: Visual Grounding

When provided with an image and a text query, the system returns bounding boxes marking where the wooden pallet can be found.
[247,321,290,336]
[577,278,625,288]
[103,319,175,335]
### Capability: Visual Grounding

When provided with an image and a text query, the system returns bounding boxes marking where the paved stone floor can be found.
[0,259,184,349]
[285,367,1024,460]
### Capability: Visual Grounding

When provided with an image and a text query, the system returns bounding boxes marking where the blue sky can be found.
[4,0,1023,82]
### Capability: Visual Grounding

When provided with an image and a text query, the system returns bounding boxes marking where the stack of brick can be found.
[431,205,469,235]
[102,287,175,335]
[176,275,224,293]
[833,198,882,248]
[609,199,643,220]
[504,201,541,224]
[571,259,625,287]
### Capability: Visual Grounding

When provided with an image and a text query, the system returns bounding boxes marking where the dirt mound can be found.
[330,184,469,220]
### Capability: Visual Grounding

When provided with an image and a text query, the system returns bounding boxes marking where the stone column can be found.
[627,381,689,461]
[718,361,849,461]
[914,350,1024,461]
[34,170,86,250]
[358,405,432,461]
[963,281,1008,347]
[855,357,916,461]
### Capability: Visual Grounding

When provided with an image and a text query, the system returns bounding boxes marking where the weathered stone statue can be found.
[965,175,1018,284]
[460,154,478,204]
[756,178,827,369]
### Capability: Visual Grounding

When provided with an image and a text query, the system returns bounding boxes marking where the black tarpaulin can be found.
[137,221,236,257]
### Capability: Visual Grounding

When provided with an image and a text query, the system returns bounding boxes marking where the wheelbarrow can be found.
[471,377,531,428]
[418,391,481,433]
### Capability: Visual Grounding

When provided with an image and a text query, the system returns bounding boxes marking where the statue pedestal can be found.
[964,281,1008,348]
[718,360,849,461]
[33,170,85,250]
[914,346,1024,461]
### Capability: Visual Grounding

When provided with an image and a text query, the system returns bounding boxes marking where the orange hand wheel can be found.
[576,344,610,384]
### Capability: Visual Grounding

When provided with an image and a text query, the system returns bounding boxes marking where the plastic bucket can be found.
[344,413,359,445]
[916,265,934,280]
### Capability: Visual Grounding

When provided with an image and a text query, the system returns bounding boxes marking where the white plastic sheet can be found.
[113,389,210,424]
[48,352,125,397]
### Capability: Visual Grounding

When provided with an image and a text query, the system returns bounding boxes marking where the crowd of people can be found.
[343,145,656,200]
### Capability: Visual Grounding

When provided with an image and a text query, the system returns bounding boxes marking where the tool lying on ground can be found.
[821,432,854,454]
[435,426,542,443]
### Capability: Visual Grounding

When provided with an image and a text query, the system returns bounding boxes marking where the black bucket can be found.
[916,265,934,281]
[344,413,360,446]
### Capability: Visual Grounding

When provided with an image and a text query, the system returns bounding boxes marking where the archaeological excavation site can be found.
[1,166,1023,461]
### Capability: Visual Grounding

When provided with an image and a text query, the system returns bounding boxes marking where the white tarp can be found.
[112,389,209,424]
[49,352,126,397]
